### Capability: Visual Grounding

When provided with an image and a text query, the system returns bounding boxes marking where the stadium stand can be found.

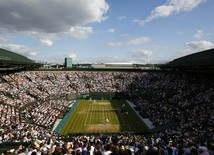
[0,48,214,155]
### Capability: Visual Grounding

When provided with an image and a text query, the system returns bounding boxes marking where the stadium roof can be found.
[168,48,214,67]
[159,48,214,71]
[0,48,42,71]
[0,48,35,65]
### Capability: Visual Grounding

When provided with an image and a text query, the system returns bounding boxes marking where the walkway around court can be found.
[126,100,155,130]
[53,100,78,133]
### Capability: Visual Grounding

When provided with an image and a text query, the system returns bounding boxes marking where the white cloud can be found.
[132,49,153,58]
[70,26,93,39]
[0,37,8,43]
[132,19,141,23]
[185,40,214,50]
[79,56,129,64]
[107,42,122,47]
[10,12,22,20]
[118,16,126,20]
[40,38,53,46]
[134,0,206,25]
[176,31,184,35]
[68,53,77,60]
[179,40,214,56]
[0,44,37,57]
[107,37,151,47]
[108,28,115,33]
[0,0,109,33]
[121,34,130,38]
[132,49,153,63]
[194,30,209,39]
[127,37,151,46]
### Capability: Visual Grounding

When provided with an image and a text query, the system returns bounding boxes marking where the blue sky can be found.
[0,0,213,64]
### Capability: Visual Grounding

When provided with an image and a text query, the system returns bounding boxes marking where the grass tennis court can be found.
[59,100,147,135]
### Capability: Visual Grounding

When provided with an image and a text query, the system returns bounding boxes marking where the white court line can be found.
[84,101,126,126]
[88,101,94,125]
[102,107,105,123]
[83,101,92,126]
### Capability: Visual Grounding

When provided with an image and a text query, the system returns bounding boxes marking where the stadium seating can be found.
[0,71,213,154]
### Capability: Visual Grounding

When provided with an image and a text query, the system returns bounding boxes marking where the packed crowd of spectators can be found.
[0,104,20,126]
[0,71,213,154]
[2,134,214,155]
[23,98,70,128]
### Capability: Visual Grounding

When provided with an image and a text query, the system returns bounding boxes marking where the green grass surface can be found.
[60,100,147,135]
